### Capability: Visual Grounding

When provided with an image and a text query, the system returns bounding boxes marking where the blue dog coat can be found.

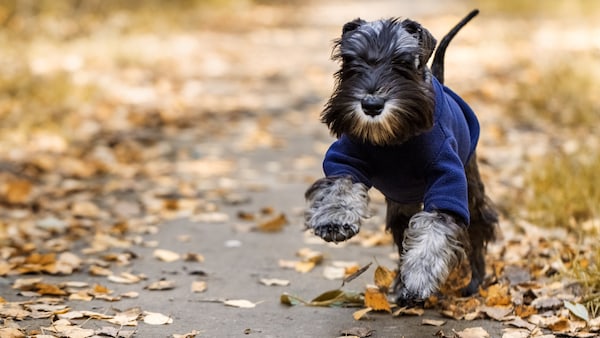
[322,77,479,224]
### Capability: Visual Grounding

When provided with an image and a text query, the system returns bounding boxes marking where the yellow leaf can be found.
[374,265,395,292]
[364,286,391,312]
[254,213,287,232]
[353,307,373,320]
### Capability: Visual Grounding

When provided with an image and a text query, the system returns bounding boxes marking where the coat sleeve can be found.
[322,136,372,188]
[422,137,470,225]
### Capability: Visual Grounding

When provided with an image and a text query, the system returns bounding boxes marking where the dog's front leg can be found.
[304,176,369,243]
[394,211,469,304]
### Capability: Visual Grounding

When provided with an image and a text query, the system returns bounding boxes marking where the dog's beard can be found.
[323,91,435,146]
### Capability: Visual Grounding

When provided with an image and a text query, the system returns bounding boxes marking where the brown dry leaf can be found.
[89,265,112,276]
[254,213,287,232]
[153,249,180,262]
[364,285,391,313]
[393,306,425,316]
[479,305,513,321]
[373,265,395,292]
[296,248,324,264]
[145,279,176,290]
[143,311,173,325]
[71,200,101,218]
[453,327,490,338]
[191,280,207,293]
[92,284,111,294]
[1,178,33,204]
[41,319,95,338]
[352,307,373,321]
[422,319,446,326]
[34,282,67,296]
[69,290,93,301]
[0,327,25,338]
[514,304,537,318]
[183,252,205,262]
[121,291,139,298]
[12,277,43,290]
[0,303,31,320]
[295,261,317,273]
[439,258,471,296]
[480,283,512,306]
[505,317,537,331]
[108,307,142,326]
[107,272,143,284]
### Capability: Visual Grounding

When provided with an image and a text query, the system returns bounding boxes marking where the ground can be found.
[1,0,600,337]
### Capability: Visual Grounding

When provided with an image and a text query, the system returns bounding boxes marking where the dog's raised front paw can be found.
[304,176,369,244]
[313,222,359,243]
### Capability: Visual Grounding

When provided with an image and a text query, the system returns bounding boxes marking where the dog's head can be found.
[322,18,437,145]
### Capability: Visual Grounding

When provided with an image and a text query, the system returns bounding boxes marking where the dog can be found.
[304,10,498,305]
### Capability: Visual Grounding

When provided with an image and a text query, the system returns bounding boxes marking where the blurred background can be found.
[1,0,600,315]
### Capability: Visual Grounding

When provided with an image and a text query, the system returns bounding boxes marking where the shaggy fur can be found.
[305,10,498,305]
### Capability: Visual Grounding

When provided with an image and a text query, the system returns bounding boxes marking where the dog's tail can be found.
[431,9,479,84]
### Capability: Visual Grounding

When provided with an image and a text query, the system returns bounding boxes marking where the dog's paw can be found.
[312,222,359,243]
[397,211,468,303]
[393,283,427,308]
[304,176,369,243]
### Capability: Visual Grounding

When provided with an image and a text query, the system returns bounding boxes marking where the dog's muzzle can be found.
[361,95,385,117]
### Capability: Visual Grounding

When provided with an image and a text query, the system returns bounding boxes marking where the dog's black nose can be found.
[361,96,385,116]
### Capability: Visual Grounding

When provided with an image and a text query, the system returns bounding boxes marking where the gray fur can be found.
[304,176,369,243]
[307,12,498,306]
[395,211,468,300]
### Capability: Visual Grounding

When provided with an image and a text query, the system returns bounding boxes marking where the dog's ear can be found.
[342,18,366,35]
[401,19,437,68]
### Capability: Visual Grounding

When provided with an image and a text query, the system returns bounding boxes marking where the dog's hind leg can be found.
[463,152,498,295]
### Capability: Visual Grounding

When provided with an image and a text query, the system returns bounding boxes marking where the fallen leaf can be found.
[339,326,375,337]
[295,261,316,273]
[480,284,512,306]
[259,278,290,286]
[373,265,395,292]
[145,280,176,290]
[108,307,142,326]
[422,319,446,326]
[183,252,205,263]
[153,249,180,262]
[223,299,259,308]
[564,301,589,322]
[0,327,25,338]
[393,306,424,316]
[254,213,287,232]
[323,266,347,280]
[296,248,324,264]
[310,289,363,307]
[342,262,372,287]
[479,305,513,321]
[453,326,490,338]
[191,281,207,293]
[364,286,391,312]
[352,307,373,321]
[143,311,173,325]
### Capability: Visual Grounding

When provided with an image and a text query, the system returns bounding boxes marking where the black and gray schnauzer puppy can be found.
[305,10,498,304]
